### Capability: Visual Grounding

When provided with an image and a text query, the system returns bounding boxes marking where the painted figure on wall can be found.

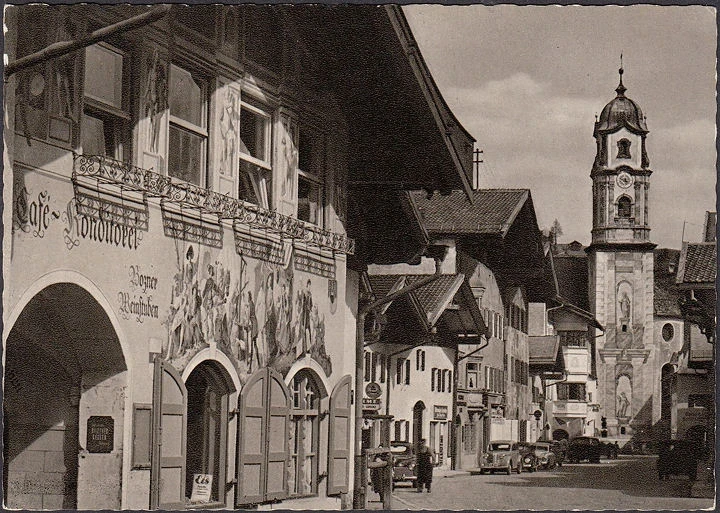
[144,49,167,154]
[219,87,237,177]
[165,243,333,380]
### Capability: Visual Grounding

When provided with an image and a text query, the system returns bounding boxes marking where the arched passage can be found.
[4,283,127,509]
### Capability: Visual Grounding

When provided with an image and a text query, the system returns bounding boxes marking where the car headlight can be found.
[524,456,532,463]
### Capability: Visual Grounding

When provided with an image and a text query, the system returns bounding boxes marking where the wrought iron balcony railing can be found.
[73,153,355,255]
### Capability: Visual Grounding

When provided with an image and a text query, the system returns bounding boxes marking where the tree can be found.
[549,219,563,246]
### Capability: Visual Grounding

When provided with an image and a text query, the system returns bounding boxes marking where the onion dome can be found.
[594,67,648,136]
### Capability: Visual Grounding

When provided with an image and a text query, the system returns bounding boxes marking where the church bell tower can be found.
[587,65,657,439]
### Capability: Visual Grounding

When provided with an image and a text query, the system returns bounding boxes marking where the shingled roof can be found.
[654,249,682,317]
[676,242,717,286]
[529,336,561,366]
[408,189,529,236]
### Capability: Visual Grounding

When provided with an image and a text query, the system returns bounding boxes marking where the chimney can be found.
[703,212,716,242]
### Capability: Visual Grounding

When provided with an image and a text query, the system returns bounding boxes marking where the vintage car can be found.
[567,436,602,463]
[480,440,522,475]
[532,441,557,469]
[518,441,540,472]
[657,440,699,481]
[390,441,416,488]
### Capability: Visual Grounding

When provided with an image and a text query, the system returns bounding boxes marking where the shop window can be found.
[82,43,130,160]
[297,126,324,225]
[289,371,320,497]
[168,63,208,185]
[238,99,272,208]
[617,138,631,159]
[617,196,632,218]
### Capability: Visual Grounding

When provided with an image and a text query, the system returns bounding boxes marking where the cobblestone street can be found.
[369,456,714,510]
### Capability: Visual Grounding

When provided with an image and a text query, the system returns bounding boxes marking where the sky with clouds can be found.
[403,4,717,249]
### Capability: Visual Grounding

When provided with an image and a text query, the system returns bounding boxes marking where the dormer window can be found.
[617,196,632,218]
[617,138,631,159]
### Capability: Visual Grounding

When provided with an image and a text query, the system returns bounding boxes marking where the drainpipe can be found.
[5,4,171,78]
[353,262,442,509]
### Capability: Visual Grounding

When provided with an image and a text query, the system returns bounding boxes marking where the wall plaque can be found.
[87,416,114,453]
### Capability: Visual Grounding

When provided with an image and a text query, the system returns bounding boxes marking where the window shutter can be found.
[150,359,187,510]
[327,375,352,495]
[236,367,291,506]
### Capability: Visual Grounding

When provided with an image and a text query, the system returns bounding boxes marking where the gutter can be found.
[5,5,171,78]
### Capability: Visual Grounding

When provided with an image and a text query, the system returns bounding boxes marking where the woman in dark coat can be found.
[416,439,435,493]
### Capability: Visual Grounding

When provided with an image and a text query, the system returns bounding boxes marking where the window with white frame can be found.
[466,361,480,389]
[297,126,324,225]
[82,43,130,160]
[238,98,273,208]
[168,63,208,185]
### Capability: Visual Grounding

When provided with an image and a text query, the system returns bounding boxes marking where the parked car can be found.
[532,441,557,470]
[518,442,540,472]
[567,436,602,463]
[480,440,522,475]
[390,441,416,488]
[657,440,700,481]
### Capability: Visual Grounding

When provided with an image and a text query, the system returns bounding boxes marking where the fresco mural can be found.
[163,242,332,383]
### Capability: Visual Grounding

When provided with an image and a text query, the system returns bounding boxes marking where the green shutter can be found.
[327,375,352,495]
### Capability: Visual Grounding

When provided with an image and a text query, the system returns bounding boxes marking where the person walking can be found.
[416,439,435,493]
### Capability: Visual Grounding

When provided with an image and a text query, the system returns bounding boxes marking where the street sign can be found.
[365,382,382,399]
[362,398,381,411]
[533,409,543,420]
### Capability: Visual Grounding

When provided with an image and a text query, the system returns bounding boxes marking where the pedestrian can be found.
[416,439,435,493]
[370,449,388,503]
[613,441,620,459]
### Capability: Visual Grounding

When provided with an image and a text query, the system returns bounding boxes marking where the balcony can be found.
[552,400,588,417]
[561,346,590,379]
[72,153,354,254]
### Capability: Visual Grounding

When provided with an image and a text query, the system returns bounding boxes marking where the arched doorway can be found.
[552,429,569,441]
[185,360,235,505]
[4,283,127,509]
[412,401,426,448]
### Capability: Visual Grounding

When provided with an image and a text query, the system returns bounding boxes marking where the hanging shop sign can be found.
[362,398,381,411]
[87,416,114,453]
[365,382,382,399]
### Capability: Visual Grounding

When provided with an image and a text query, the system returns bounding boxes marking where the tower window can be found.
[618,196,632,218]
[617,138,631,159]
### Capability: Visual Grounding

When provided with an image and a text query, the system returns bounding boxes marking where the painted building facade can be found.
[3,5,476,510]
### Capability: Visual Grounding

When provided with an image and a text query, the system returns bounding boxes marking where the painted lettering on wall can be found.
[12,187,62,238]
[63,198,141,251]
[118,265,160,323]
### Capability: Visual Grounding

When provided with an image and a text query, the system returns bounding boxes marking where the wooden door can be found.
[236,368,290,506]
[150,359,187,510]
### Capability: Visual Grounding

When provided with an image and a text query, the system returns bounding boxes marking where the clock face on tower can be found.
[617,171,633,188]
